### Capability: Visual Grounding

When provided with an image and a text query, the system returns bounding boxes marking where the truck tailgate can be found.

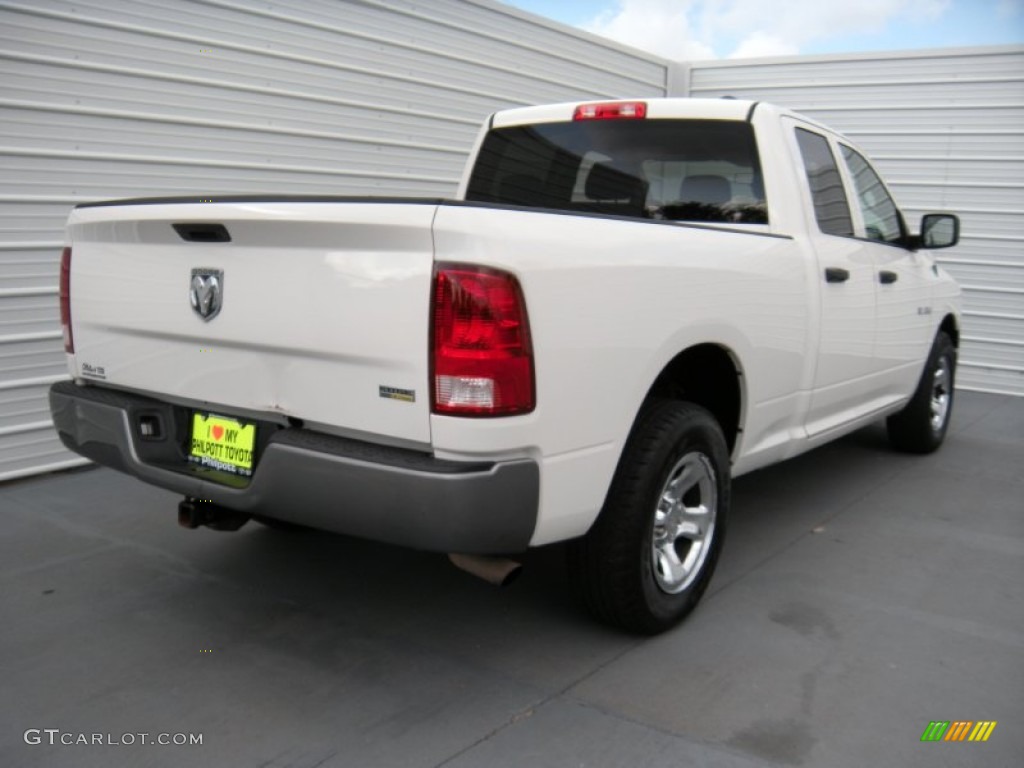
[66,201,437,445]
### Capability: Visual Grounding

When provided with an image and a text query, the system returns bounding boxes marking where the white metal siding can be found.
[3,5,1018,484]
[0,0,668,481]
[686,46,1024,396]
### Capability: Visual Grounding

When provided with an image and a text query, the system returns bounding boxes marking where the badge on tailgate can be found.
[189,413,256,476]
[190,268,224,321]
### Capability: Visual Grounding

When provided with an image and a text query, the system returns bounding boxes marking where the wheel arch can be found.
[939,313,960,348]
[640,343,744,455]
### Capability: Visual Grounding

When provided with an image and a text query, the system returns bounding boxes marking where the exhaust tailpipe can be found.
[448,553,522,587]
[177,498,249,532]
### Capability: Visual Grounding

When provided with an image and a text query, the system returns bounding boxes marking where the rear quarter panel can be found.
[430,205,814,544]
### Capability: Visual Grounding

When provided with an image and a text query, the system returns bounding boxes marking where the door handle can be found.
[825,267,850,283]
[879,270,898,284]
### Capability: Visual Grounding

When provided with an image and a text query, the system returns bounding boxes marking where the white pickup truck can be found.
[50,98,961,633]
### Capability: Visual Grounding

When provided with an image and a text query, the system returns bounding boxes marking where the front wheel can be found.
[887,331,956,454]
[568,401,730,635]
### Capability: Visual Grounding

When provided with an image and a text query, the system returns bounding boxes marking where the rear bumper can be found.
[49,381,538,553]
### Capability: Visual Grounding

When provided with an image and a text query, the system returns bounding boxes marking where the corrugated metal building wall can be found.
[0,0,669,481]
[1,3,1020,483]
[684,46,1024,396]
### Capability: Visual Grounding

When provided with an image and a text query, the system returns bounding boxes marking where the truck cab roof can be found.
[490,97,837,138]
[492,97,759,128]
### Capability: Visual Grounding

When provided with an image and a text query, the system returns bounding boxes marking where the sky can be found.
[500,0,1024,60]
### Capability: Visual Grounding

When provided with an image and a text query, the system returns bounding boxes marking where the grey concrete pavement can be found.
[1,391,1021,767]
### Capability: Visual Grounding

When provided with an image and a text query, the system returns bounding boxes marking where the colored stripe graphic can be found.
[968,722,997,742]
[921,722,949,741]
[944,721,973,741]
[921,721,997,742]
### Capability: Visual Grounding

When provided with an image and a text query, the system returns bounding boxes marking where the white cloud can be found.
[584,0,716,59]
[582,0,952,60]
[727,32,798,60]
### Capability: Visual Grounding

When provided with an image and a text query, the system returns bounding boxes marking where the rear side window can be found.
[794,128,854,237]
[839,145,904,244]
[466,119,767,224]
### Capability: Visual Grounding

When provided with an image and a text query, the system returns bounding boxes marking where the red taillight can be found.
[59,246,74,353]
[573,101,647,121]
[431,264,534,416]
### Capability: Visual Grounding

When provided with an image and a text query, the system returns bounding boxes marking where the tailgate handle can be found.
[172,223,231,243]
[824,267,850,283]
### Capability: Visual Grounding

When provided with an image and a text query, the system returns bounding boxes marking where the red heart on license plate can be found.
[212,425,224,440]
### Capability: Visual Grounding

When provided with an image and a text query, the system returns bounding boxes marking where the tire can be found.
[887,331,956,454]
[568,401,730,635]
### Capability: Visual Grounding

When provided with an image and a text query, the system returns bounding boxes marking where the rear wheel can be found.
[569,401,729,634]
[887,332,956,454]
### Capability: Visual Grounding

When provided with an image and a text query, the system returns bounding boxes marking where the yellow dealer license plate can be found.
[189,413,256,476]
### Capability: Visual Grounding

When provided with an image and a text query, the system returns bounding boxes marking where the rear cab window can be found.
[465,119,768,225]
[794,128,855,237]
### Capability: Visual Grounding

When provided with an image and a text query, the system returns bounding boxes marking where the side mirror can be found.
[917,213,959,250]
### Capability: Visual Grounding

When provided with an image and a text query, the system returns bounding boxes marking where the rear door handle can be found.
[879,270,898,284]
[825,267,850,283]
